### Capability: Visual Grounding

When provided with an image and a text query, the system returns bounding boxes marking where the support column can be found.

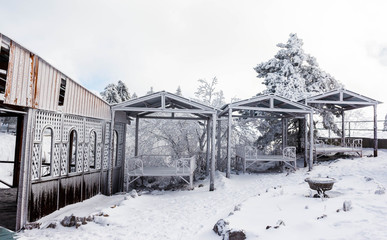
[108,110,116,195]
[134,115,139,156]
[374,104,378,157]
[210,113,217,191]
[304,116,308,168]
[282,118,288,150]
[216,119,221,171]
[205,119,211,176]
[341,110,345,146]
[16,109,34,230]
[226,108,232,178]
[309,112,314,171]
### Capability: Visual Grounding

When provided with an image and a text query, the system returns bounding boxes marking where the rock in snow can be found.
[130,189,138,198]
[343,200,352,212]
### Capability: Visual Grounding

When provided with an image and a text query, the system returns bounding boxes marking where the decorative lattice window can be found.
[41,127,53,178]
[68,129,77,174]
[89,131,97,169]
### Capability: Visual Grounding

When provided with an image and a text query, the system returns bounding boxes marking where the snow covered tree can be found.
[195,77,225,108]
[175,86,182,96]
[100,81,131,104]
[116,80,131,102]
[254,33,343,153]
[100,83,121,104]
[254,33,341,101]
[131,92,138,99]
[147,87,154,95]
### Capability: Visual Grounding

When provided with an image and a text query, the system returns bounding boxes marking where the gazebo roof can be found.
[219,94,314,118]
[112,91,217,119]
[301,88,382,111]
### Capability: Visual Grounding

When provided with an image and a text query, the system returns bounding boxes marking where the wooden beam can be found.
[232,106,312,114]
[307,100,375,105]
[374,104,378,157]
[113,107,215,115]
[304,117,308,168]
[139,116,207,120]
[206,120,211,176]
[210,113,216,191]
[135,116,139,157]
[216,119,221,172]
[109,111,116,196]
[226,108,232,178]
[342,110,345,146]
[309,112,314,171]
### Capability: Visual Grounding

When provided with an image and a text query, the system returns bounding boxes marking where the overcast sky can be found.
[1,0,387,117]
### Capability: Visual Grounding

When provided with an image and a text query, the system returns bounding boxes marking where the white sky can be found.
[1,0,387,117]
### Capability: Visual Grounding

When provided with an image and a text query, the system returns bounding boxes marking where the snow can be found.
[17,149,387,240]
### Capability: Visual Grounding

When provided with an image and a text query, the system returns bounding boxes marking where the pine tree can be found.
[254,33,343,151]
[100,81,131,104]
[100,83,121,104]
[147,87,154,95]
[254,33,341,101]
[175,86,182,96]
[117,80,131,102]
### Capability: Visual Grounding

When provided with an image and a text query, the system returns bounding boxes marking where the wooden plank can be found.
[205,120,210,176]
[232,106,312,114]
[374,104,378,157]
[226,108,232,178]
[309,112,314,170]
[210,113,216,191]
[307,100,374,105]
[342,110,345,146]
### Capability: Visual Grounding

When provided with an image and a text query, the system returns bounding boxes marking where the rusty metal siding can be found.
[3,35,111,120]
[4,42,34,107]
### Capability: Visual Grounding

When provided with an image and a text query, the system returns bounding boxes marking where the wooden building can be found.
[0,33,126,231]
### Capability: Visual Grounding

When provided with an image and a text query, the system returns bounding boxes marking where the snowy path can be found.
[17,149,387,240]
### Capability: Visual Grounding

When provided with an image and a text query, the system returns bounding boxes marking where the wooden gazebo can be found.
[301,88,382,157]
[111,91,218,191]
[218,94,315,175]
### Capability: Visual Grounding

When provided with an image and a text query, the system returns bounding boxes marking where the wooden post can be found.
[217,119,221,171]
[226,108,232,178]
[348,122,351,138]
[304,116,308,168]
[309,112,314,171]
[374,104,378,157]
[210,113,217,191]
[282,118,286,151]
[135,115,139,157]
[205,119,211,176]
[341,110,345,146]
[282,118,288,150]
[16,109,34,231]
[108,110,116,196]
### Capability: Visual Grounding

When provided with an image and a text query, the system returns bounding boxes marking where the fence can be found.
[316,120,387,149]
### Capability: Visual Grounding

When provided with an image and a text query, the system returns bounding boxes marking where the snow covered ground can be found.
[17,149,387,240]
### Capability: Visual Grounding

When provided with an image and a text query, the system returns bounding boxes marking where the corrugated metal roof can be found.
[1,33,111,120]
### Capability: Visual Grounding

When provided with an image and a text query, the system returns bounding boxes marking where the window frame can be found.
[89,130,97,170]
[40,127,53,178]
[68,129,78,174]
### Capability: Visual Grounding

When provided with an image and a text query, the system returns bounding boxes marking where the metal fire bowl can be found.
[305,177,336,192]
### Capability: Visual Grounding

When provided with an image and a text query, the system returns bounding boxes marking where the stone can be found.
[234,204,241,211]
[46,223,56,229]
[24,222,41,230]
[60,215,77,227]
[130,189,138,198]
[213,219,230,236]
[228,230,246,240]
[343,200,352,212]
